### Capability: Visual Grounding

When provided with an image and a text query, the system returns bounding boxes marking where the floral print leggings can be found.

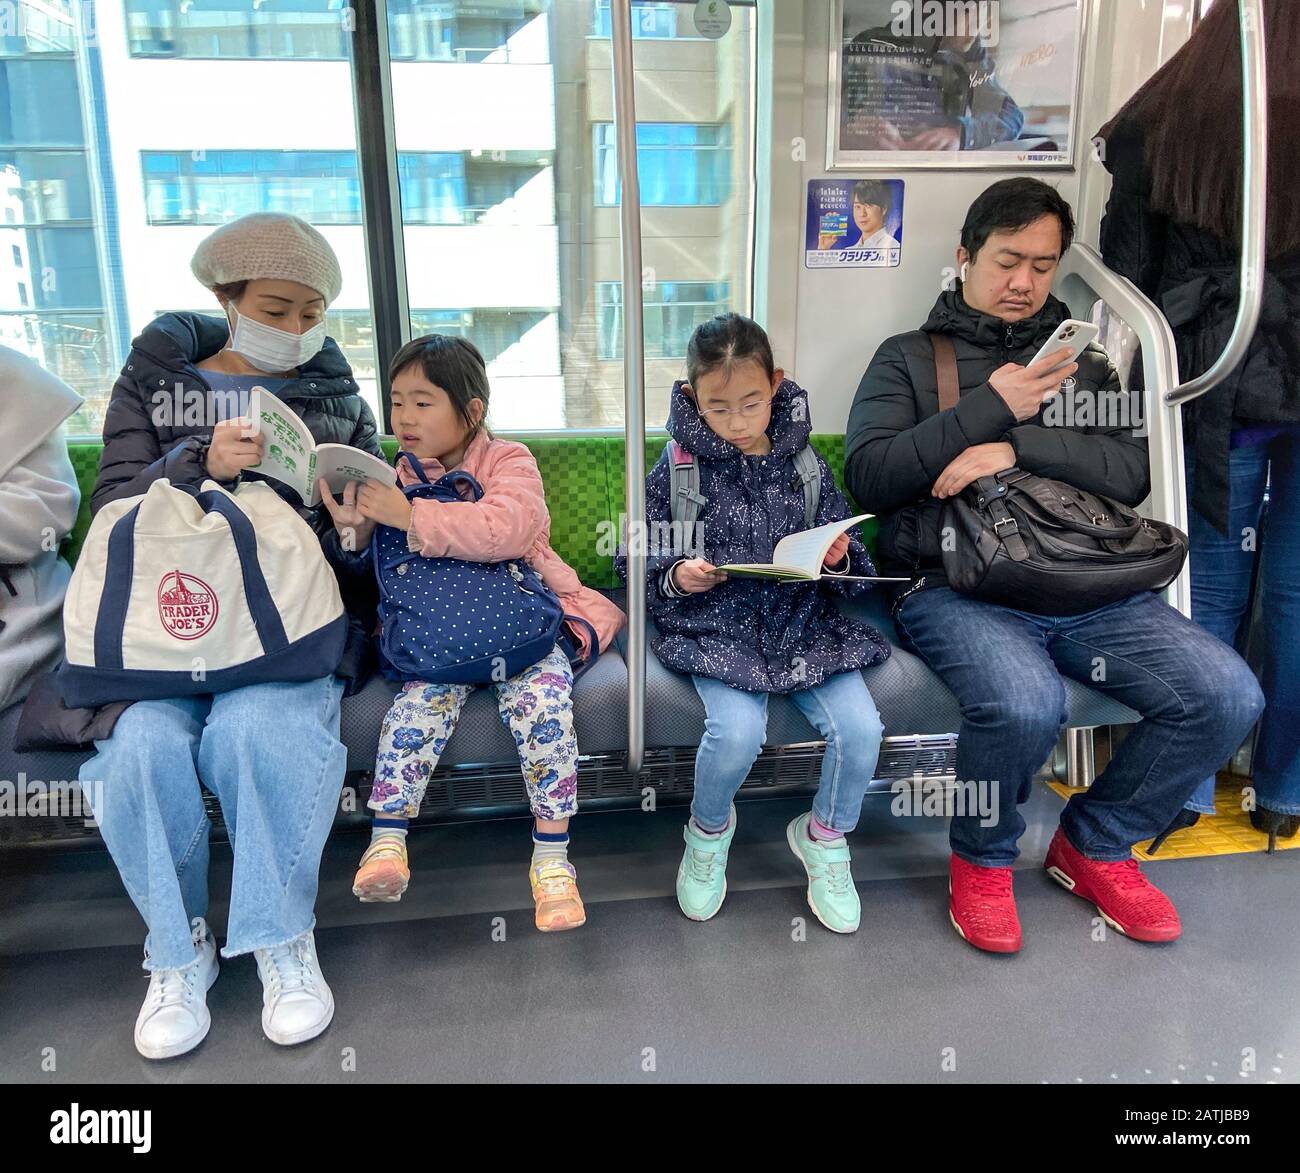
[368,645,579,821]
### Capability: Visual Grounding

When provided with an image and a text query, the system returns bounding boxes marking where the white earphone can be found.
[960,261,969,283]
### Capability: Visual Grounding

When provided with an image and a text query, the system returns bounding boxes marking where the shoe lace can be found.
[1098,856,1155,894]
[822,859,854,896]
[686,843,724,883]
[261,935,319,998]
[142,918,207,1012]
[147,965,199,1012]
[964,865,1013,899]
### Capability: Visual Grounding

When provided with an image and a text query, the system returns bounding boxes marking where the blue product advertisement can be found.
[805,177,904,269]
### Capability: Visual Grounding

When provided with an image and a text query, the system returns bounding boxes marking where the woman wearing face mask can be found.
[69,212,382,1060]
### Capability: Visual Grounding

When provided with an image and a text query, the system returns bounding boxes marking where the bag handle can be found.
[95,503,143,670]
[437,469,485,501]
[398,450,432,484]
[174,485,290,654]
[928,332,961,413]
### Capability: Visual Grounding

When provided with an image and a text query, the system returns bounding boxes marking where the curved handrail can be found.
[1055,242,1190,616]
[1164,0,1268,407]
[610,1,646,773]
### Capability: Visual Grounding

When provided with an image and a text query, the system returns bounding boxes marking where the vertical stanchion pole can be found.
[610,2,646,772]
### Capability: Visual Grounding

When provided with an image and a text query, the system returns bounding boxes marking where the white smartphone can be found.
[1026,318,1099,373]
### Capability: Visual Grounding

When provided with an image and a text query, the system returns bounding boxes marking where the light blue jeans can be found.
[79,676,347,970]
[690,670,884,833]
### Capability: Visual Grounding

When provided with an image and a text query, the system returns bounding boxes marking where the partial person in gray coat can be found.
[0,345,81,715]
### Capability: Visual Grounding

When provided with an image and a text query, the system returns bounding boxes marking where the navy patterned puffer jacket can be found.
[617,378,890,693]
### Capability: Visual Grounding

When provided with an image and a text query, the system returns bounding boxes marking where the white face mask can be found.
[226,303,327,372]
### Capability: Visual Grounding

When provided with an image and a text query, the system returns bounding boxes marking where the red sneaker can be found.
[1044,827,1181,942]
[948,854,1022,954]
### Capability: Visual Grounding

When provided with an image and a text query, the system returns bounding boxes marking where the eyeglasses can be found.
[697,395,775,422]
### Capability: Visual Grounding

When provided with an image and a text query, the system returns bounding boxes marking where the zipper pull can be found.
[1005,325,1015,351]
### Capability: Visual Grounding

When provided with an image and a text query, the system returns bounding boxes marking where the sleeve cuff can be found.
[660,559,689,598]
[953,381,1018,443]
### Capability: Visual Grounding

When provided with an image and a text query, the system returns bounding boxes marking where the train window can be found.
[387,0,757,431]
[1,1,379,435]
[596,279,731,361]
[1,0,756,437]
[593,123,733,207]
[591,1,703,39]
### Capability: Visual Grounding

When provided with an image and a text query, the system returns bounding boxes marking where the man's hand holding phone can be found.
[989,347,1079,422]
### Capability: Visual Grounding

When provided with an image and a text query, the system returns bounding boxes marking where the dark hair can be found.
[1097,0,1299,257]
[211,280,249,304]
[851,179,892,213]
[388,333,491,439]
[960,178,1074,262]
[685,312,775,388]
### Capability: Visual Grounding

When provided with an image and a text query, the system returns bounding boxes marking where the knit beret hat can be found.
[190,212,342,304]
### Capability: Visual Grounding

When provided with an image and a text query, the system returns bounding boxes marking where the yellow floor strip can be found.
[1045,775,1299,860]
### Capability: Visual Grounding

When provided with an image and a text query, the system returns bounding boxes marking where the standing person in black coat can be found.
[845,178,1263,956]
[1098,0,1300,851]
[62,213,383,1061]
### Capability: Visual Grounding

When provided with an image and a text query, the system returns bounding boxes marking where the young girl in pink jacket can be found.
[321,335,624,931]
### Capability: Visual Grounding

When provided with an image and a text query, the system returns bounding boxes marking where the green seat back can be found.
[58,434,874,584]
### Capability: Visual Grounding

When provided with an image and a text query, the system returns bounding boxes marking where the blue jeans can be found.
[690,670,884,833]
[895,587,1264,866]
[1186,434,1300,815]
[79,676,347,970]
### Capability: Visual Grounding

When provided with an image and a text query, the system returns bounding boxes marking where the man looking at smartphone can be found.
[843,177,1263,955]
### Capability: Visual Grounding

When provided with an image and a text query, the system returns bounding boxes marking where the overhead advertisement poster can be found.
[806,178,904,269]
[828,0,1085,169]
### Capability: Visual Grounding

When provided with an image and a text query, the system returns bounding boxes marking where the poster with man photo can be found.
[806,178,904,268]
[827,0,1085,169]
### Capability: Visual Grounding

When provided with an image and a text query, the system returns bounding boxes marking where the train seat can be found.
[0,432,1138,845]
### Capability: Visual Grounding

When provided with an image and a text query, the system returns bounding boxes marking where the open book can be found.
[718,515,910,582]
[248,386,396,506]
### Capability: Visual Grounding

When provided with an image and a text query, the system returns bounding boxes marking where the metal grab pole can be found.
[1164,0,1268,407]
[610,2,646,773]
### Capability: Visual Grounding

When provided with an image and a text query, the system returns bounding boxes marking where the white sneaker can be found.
[254,930,334,1046]
[134,917,219,1060]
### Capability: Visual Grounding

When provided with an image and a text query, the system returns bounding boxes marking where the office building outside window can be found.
[5,1,755,436]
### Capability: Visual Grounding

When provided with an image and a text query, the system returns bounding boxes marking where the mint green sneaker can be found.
[676,806,737,922]
[786,813,860,933]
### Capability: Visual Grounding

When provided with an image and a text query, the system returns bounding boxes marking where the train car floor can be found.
[2,788,1298,1084]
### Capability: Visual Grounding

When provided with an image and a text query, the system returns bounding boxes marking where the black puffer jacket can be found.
[844,289,1150,586]
[16,313,382,751]
[1099,115,1300,535]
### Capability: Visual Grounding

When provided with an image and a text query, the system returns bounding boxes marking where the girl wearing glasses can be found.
[617,313,890,934]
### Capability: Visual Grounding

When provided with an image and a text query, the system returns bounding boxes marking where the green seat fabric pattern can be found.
[58,435,877,586]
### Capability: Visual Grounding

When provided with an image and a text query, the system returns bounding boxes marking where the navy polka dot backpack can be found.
[373,454,597,685]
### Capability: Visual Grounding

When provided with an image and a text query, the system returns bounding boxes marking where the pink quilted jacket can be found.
[398,431,626,660]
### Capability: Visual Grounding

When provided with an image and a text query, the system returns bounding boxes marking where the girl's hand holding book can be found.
[672,558,728,594]
[319,478,376,551]
[356,480,414,531]
[822,532,850,569]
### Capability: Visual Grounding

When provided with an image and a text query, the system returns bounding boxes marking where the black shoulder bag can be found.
[928,332,1188,616]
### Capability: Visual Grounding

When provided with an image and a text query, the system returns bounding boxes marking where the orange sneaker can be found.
[530,859,586,932]
[352,837,410,903]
